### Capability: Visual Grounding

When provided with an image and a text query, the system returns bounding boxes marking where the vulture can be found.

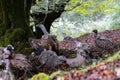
[0,45,32,80]
[65,49,87,68]
[28,50,66,68]
[27,45,47,66]
[35,23,59,52]
[92,29,116,50]
[40,34,59,51]
[38,50,66,67]
[10,53,32,71]
[0,70,14,80]
[29,34,59,52]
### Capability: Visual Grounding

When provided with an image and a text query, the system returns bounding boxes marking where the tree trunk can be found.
[0,2,2,24]
[31,0,69,38]
[33,11,65,38]
[0,0,34,51]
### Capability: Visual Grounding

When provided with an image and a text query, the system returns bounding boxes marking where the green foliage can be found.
[65,0,119,16]
[65,0,82,10]
[31,73,50,80]
[50,70,68,80]
[106,50,120,62]
[51,0,120,40]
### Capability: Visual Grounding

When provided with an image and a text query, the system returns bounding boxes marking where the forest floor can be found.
[30,29,120,80]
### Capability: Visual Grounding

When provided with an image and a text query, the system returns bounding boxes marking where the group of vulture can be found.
[0,24,117,80]
[28,29,117,69]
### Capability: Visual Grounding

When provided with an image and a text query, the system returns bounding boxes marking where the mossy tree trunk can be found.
[0,0,34,51]
[0,2,2,24]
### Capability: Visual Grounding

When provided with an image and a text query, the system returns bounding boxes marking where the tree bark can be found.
[31,0,70,38]
[33,11,65,38]
[0,0,34,51]
[0,2,3,24]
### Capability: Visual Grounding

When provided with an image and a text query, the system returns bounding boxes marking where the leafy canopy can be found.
[65,0,120,16]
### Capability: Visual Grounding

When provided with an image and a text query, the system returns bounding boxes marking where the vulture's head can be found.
[92,29,98,38]
[7,44,14,52]
[63,36,73,41]
[92,29,98,34]
[2,44,14,58]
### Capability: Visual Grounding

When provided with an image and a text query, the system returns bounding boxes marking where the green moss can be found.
[31,73,50,80]
[4,29,13,45]
[50,70,68,79]
[3,28,29,51]
[4,28,25,43]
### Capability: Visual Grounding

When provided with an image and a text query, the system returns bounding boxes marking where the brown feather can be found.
[95,38,116,50]
[10,54,31,71]
[92,29,116,50]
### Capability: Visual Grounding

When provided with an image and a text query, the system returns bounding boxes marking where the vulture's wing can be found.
[10,54,31,71]
[12,54,27,60]
[10,59,31,71]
